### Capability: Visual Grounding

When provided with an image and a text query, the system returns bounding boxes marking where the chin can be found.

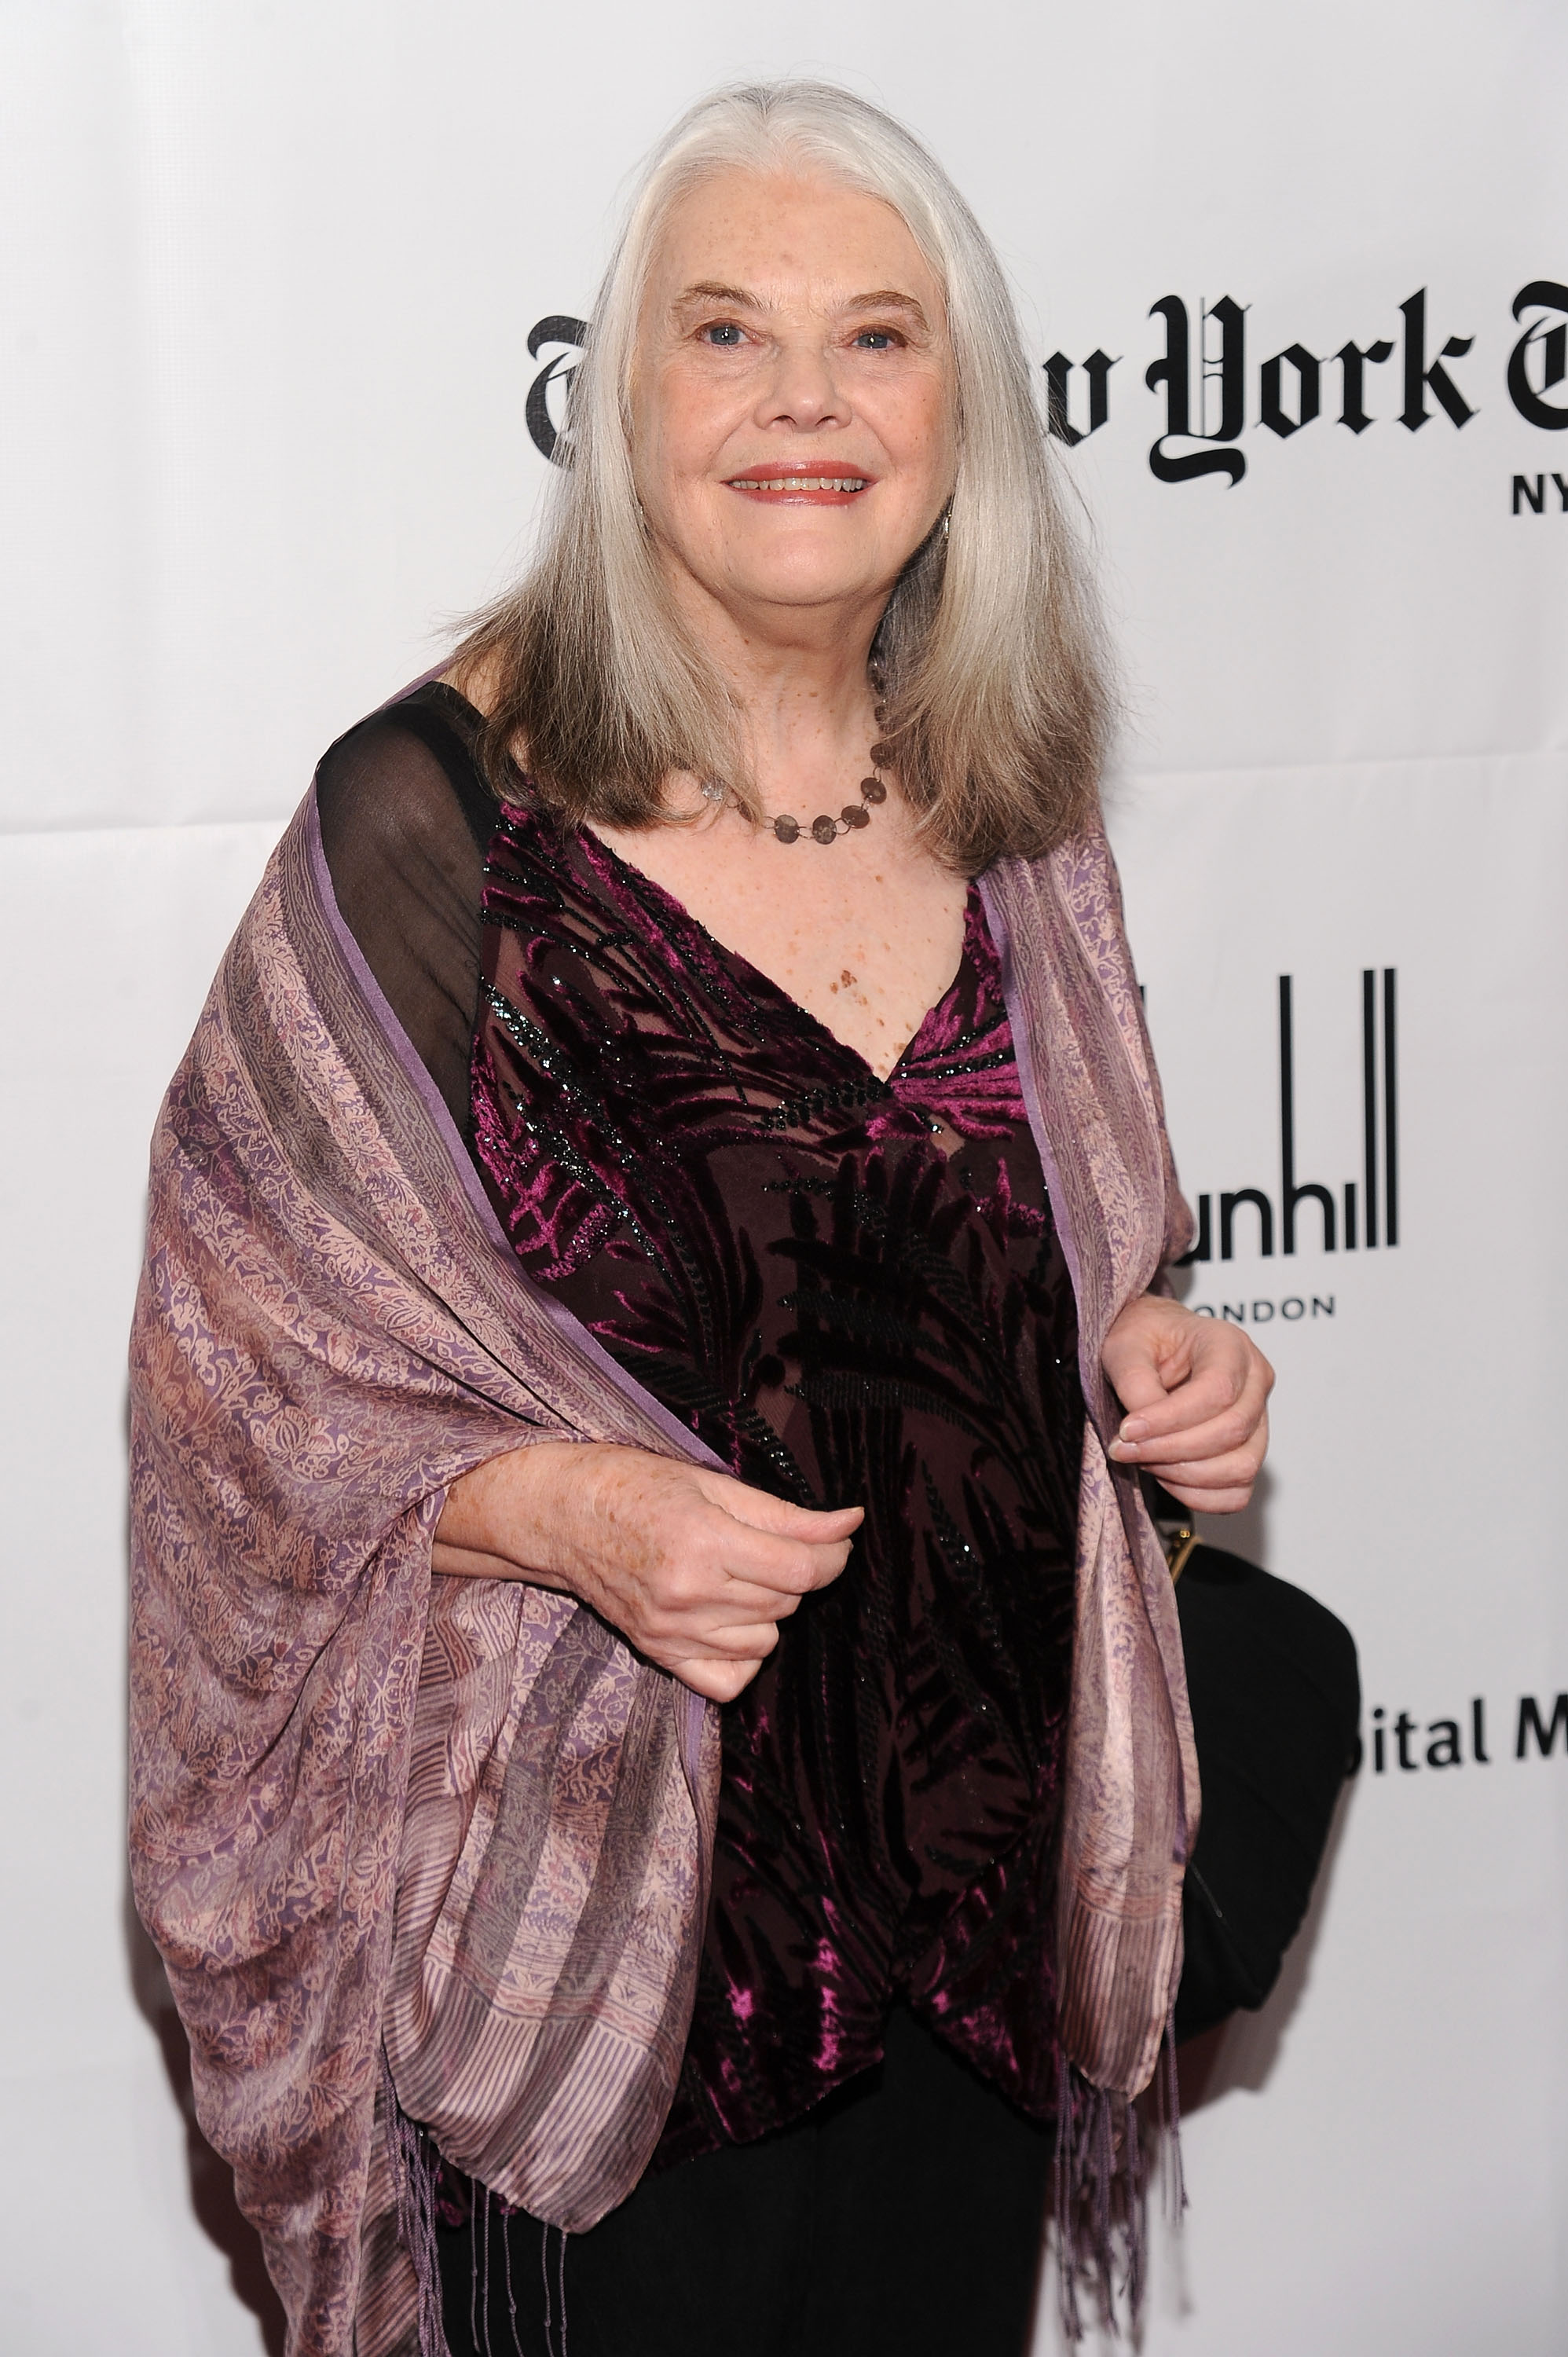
[736,566,885,611]
[715,536,887,597]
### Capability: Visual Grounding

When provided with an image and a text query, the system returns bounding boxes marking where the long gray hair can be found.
[457,79,1112,872]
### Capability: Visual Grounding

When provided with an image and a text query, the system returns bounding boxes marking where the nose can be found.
[753,331,850,433]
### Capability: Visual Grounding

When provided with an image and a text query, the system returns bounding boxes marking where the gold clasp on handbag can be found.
[1160,1519,1199,1582]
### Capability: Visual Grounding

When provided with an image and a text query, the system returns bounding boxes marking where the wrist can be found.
[436,1439,601,1579]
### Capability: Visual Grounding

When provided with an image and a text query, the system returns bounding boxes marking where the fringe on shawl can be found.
[386,2028,1185,2355]
[386,2058,575,2357]
[1053,2018,1185,2342]
[385,2049,450,2357]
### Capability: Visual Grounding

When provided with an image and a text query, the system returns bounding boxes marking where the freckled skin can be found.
[584,168,969,1078]
[433,176,1274,1675]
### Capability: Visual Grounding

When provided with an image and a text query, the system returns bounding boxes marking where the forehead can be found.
[647,167,945,317]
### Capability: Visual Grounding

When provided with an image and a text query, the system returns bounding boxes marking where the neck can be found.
[659,563,885,807]
[734,643,883,790]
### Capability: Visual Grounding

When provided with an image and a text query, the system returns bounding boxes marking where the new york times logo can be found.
[522,280,1568,508]
[1180,969,1398,1329]
[1051,279,1567,503]
[525,317,587,464]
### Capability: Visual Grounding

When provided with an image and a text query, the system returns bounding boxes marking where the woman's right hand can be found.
[433,1442,862,1703]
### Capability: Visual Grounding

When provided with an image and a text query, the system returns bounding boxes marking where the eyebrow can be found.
[673,281,760,310]
[671,282,932,331]
[844,290,931,328]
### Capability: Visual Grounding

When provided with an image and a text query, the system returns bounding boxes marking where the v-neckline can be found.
[425,677,973,1087]
[573,819,976,1090]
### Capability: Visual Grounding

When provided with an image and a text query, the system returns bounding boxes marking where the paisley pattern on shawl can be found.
[469,805,1085,2154]
[127,748,1195,2357]
[129,805,725,2357]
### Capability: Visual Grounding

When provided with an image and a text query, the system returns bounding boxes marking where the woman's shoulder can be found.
[313,681,500,1128]
[315,680,496,875]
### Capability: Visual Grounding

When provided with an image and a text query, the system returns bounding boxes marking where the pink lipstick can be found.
[724,465,874,504]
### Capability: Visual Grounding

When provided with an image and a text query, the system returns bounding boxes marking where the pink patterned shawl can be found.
[128,792,1196,2355]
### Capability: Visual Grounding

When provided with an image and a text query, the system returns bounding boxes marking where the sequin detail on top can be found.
[470,802,1085,2160]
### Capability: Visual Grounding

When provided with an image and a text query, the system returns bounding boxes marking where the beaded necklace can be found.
[701,686,892,846]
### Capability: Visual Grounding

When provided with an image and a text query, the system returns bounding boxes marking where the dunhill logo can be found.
[1178,970,1398,1266]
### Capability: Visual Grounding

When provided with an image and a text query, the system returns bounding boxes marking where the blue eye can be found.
[702,322,745,346]
[855,330,894,350]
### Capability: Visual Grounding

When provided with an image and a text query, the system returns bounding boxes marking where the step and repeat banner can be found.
[2,5,1563,2351]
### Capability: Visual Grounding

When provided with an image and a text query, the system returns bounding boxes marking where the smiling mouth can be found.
[725,471,872,500]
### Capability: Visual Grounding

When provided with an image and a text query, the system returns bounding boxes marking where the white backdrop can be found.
[2,5,1565,2351]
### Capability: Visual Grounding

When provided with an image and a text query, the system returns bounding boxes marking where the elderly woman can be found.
[130,80,1270,2357]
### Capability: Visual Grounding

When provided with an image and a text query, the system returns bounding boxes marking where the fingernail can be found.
[1120,1417,1149,1442]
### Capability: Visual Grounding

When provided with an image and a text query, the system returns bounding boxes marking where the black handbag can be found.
[1144,1483,1362,2044]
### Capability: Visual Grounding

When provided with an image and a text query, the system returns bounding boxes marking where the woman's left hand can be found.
[1100,1293,1273,1514]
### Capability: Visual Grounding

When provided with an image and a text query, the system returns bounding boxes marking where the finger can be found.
[1153,1476,1257,1516]
[663,1573,818,1630]
[667,1654,768,1704]
[650,1610,786,1661]
[638,1547,850,1660]
[1119,1367,1252,1439]
[646,1603,787,1659]
[1100,1303,1200,1392]
[1104,1319,1273,1441]
[1097,1344,1175,1420]
[1131,1439,1266,1496]
[1155,1480,1254,1518]
[1109,1352,1262,1441]
[692,1470,865,1541]
[1110,1398,1269,1466]
[1110,1358,1271,1451]
[701,1516,857,1597]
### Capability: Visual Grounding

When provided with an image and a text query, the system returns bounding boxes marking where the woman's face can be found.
[631,169,957,641]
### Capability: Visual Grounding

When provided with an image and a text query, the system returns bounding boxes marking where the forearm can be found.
[430,1536,570,1585]
[427,1439,861,1705]
[432,1439,598,1586]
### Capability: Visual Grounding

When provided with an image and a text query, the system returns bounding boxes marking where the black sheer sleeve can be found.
[314,685,497,1131]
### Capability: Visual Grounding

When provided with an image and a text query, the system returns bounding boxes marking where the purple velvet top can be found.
[468,791,1084,2161]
